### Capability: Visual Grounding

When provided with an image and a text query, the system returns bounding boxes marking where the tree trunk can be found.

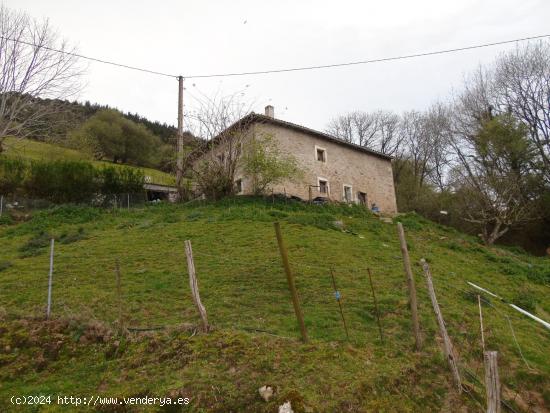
[483,221,509,245]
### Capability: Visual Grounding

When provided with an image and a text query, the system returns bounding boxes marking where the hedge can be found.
[0,157,145,204]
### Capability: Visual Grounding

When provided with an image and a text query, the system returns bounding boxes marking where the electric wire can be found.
[3,34,550,79]
[183,34,550,78]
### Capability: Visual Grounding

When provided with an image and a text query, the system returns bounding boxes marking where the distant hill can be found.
[24,97,197,147]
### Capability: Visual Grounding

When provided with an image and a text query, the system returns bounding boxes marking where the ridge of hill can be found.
[23,97,185,145]
[0,197,548,411]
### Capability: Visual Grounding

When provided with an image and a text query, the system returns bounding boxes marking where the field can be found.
[0,197,549,412]
[2,137,175,186]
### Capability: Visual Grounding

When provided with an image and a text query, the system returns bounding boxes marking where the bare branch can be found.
[0,5,84,152]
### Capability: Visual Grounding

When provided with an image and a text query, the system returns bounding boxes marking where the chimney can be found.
[265,105,274,118]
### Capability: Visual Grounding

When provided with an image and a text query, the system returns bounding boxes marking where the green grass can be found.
[3,136,175,186]
[0,197,549,412]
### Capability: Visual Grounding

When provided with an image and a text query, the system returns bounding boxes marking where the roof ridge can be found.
[250,113,392,160]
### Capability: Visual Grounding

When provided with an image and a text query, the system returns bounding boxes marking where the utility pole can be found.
[176,76,184,197]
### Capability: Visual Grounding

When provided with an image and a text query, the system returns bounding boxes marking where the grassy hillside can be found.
[0,198,549,412]
[2,137,175,186]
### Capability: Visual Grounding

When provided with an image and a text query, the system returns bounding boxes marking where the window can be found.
[343,185,353,202]
[315,146,327,162]
[235,179,243,194]
[358,191,367,206]
[319,179,328,194]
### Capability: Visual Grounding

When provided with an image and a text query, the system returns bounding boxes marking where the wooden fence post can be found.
[330,268,349,340]
[184,240,209,332]
[46,239,54,319]
[274,222,308,342]
[367,268,384,342]
[420,258,462,393]
[484,351,501,413]
[397,222,422,350]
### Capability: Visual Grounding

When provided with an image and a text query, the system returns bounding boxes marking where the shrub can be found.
[0,214,14,226]
[0,261,12,272]
[19,231,52,257]
[511,289,539,312]
[194,160,235,200]
[526,265,550,285]
[2,158,145,205]
[286,212,338,230]
[395,213,425,231]
[99,166,144,195]
[241,134,303,195]
[186,211,203,221]
[268,210,288,219]
[24,160,98,203]
[0,157,26,196]
[58,227,87,244]
[444,241,466,252]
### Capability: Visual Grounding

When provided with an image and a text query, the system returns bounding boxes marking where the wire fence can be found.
[0,193,158,215]
[2,218,549,411]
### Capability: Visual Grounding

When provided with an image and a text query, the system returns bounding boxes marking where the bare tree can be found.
[422,103,453,190]
[325,111,377,147]
[399,110,428,184]
[0,5,83,153]
[375,110,403,156]
[183,90,254,199]
[491,41,550,182]
[326,110,404,156]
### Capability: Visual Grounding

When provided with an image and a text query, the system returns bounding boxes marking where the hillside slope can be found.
[0,198,549,412]
[2,137,175,186]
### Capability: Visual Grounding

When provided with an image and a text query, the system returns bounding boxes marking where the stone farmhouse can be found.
[194,105,397,214]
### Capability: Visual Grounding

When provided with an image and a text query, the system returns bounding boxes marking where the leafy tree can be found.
[451,114,537,245]
[71,109,161,167]
[241,134,302,195]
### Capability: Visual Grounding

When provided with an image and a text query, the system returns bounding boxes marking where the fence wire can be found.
[2,219,548,411]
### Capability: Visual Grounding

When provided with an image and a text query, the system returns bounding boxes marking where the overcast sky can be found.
[7,0,550,132]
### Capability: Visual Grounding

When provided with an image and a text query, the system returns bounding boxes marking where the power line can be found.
[183,34,550,78]
[0,35,178,79]
[3,33,550,80]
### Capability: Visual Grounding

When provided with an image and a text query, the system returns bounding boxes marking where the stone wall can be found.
[194,120,398,215]
[248,122,398,214]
